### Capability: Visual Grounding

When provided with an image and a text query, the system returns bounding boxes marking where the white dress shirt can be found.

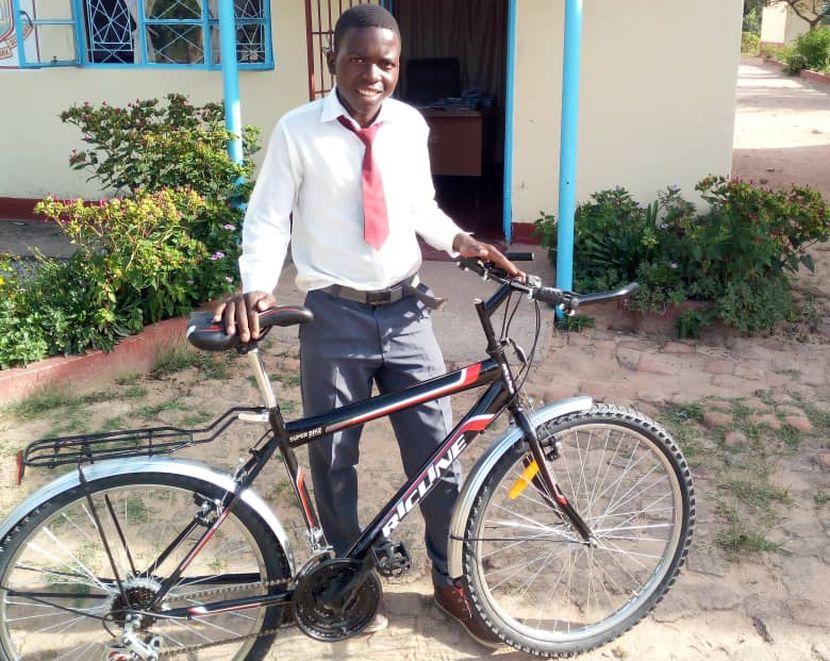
[239,88,464,294]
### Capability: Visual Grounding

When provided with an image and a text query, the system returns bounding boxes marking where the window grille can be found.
[304,0,388,101]
[11,0,272,68]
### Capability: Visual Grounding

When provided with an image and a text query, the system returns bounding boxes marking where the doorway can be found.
[393,0,509,241]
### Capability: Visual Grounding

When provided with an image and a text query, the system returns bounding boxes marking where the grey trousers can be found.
[299,286,461,580]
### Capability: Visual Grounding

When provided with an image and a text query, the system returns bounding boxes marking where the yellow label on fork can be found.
[508,460,539,500]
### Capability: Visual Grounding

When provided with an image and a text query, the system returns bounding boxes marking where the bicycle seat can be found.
[187,306,314,352]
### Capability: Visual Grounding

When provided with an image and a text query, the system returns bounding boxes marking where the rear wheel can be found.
[462,404,695,657]
[0,472,289,660]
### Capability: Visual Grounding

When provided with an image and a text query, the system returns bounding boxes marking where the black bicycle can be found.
[0,257,694,659]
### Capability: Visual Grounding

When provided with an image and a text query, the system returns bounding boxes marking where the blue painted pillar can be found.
[502,0,518,244]
[219,0,243,165]
[556,0,583,293]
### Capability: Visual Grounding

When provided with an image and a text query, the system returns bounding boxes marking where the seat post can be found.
[247,348,278,409]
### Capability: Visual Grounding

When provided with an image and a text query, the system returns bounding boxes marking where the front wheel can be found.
[0,472,290,660]
[462,404,695,657]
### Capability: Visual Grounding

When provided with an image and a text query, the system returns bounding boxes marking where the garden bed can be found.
[0,312,193,405]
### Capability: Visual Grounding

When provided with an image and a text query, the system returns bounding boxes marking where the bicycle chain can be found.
[148,577,293,659]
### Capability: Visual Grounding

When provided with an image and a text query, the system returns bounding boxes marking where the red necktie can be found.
[338,116,389,250]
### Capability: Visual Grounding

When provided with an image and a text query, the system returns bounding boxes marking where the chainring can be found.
[293,558,381,642]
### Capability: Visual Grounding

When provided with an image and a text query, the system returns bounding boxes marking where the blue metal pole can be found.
[556,0,583,293]
[218,0,243,165]
[502,0,518,244]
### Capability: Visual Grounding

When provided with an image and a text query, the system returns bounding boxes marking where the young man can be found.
[215,4,520,647]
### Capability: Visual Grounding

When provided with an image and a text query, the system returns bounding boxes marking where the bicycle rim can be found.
[465,409,692,651]
[0,474,282,660]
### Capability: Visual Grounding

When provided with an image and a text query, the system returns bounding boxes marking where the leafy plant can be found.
[742,31,761,55]
[535,178,830,335]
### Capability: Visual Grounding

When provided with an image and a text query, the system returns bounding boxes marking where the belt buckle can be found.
[366,290,392,306]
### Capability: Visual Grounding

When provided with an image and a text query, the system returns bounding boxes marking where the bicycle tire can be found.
[0,471,290,660]
[462,404,695,657]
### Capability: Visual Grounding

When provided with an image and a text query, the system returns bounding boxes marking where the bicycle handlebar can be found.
[456,257,640,314]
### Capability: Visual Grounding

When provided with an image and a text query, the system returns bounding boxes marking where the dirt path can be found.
[0,58,828,660]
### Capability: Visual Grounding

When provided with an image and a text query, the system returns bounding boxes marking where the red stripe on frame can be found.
[327,362,486,432]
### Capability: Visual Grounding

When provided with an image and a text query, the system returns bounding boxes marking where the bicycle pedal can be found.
[373,541,412,578]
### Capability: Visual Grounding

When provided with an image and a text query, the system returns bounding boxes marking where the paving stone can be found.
[818,453,830,472]
[704,359,735,375]
[735,365,766,381]
[637,353,681,375]
[616,348,641,370]
[771,392,794,405]
[724,430,748,448]
[703,411,733,429]
[799,367,826,386]
[784,416,813,434]
[712,374,754,392]
[747,413,783,430]
[788,598,830,628]
[663,341,694,354]
[777,405,805,417]
[637,390,668,405]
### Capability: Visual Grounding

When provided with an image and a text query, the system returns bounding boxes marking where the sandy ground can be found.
[0,58,828,660]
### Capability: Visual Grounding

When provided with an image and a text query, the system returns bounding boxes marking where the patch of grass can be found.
[555,314,595,333]
[661,402,705,425]
[134,399,185,421]
[815,492,829,509]
[122,385,149,399]
[724,476,791,508]
[150,346,204,378]
[100,416,127,432]
[778,424,802,451]
[115,372,141,386]
[730,401,753,421]
[715,504,787,558]
[275,373,302,388]
[150,345,232,381]
[789,393,830,436]
[178,410,213,427]
[7,389,77,420]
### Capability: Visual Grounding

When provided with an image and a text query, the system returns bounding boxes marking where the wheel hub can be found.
[110,577,163,628]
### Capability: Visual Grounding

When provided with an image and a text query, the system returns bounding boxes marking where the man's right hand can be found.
[213,291,278,343]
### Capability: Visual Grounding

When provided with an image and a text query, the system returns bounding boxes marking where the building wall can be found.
[512,0,743,223]
[2,0,744,227]
[761,2,811,45]
[0,0,310,200]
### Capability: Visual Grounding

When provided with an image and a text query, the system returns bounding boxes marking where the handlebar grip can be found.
[504,251,535,262]
[535,287,563,307]
[579,282,640,305]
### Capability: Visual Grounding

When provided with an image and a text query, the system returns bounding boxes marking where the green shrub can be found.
[764,43,793,63]
[535,178,830,335]
[0,96,261,370]
[742,32,761,56]
[786,51,810,74]
[793,26,830,71]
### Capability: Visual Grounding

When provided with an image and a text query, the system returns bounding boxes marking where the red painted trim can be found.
[327,362,485,431]
[511,222,542,245]
[0,197,49,221]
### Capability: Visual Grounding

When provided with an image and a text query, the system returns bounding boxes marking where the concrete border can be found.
[0,314,190,405]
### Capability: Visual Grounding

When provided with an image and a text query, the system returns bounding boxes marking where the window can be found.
[10,0,272,68]
[304,0,389,100]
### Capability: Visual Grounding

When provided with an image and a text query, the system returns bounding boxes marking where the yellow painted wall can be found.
[0,0,309,199]
[761,2,810,44]
[512,0,743,222]
[2,0,743,224]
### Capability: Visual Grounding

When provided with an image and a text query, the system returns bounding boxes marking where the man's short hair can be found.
[333,5,400,50]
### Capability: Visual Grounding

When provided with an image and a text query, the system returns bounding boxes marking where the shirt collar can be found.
[321,86,394,127]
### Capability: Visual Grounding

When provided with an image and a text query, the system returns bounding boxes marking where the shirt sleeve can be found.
[238,120,300,294]
[409,116,466,255]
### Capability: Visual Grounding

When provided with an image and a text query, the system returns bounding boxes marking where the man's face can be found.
[328,26,401,126]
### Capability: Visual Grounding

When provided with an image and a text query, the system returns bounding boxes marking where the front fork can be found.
[513,407,595,543]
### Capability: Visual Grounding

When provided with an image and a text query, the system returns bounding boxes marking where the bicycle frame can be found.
[129,281,592,620]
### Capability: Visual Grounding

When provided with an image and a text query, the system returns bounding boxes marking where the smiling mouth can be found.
[356,89,383,98]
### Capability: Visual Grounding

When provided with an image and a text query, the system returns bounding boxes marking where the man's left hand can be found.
[452,233,526,281]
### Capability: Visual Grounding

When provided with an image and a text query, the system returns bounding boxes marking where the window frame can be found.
[12,0,273,69]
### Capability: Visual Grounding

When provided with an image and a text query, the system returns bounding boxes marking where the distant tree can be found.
[761,0,830,31]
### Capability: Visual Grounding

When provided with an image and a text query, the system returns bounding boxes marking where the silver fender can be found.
[447,396,593,579]
[0,457,295,575]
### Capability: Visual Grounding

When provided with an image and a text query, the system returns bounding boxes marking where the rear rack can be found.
[21,407,268,472]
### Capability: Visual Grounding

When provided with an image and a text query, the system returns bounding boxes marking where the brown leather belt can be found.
[321,274,445,310]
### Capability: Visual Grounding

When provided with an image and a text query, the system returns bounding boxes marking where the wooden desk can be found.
[422,109,483,177]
